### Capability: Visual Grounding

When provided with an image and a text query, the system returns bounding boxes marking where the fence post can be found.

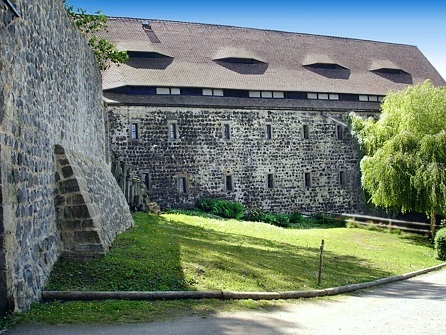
[317,239,324,286]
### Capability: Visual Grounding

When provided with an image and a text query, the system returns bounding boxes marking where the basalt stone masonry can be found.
[0,1,133,313]
[108,106,362,214]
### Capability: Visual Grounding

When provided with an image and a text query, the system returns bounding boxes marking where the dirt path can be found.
[5,267,446,335]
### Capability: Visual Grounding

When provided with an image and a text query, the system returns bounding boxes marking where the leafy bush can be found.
[196,198,215,213]
[243,208,292,228]
[434,228,446,260]
[196,198,244,219]
[289,211,304,224]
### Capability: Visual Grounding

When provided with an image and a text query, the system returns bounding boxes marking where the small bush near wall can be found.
[196,198,245,219]
[243,208,292,228]
[434,228,446,260]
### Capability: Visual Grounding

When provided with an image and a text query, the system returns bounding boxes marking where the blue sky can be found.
[66,0,446,80]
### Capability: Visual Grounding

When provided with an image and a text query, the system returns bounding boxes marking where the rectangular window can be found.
[202,88,224,96]
[267,173,275,189]
[225,175,233,192]
[336,125,344,140]
[339,170,346,186]
[223,123,231,140]
[273,91,284,98]
[303,124,310,140]
[249,91,261,98]
[307,93,318,99]
[304,172,312,188]
[169,122,178,141]
[156,87,181,95]
[130,123,139,140]
[177,176,187,194]
[156,87,170,95]
[329,94,339,100]
[141,172,150,189]
[261,91,273,98]
[213,89,224,96]
[265,124,272,140]
[318,93,329,100]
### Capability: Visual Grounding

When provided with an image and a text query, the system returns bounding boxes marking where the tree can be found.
[350,80,446,236]
[63,1,128,70]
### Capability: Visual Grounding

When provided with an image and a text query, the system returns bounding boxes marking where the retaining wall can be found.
[0,0,133,312]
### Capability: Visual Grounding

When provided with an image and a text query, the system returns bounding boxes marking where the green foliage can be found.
[350,80,446,225]
[63,1,128,70]
[434,228,446,260]
[289,211,305,224]
[196,198,245,219]
[243,208,292,227]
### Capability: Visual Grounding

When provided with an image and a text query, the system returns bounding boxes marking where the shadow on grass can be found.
[399,234,434,248]
[46,213,391,293]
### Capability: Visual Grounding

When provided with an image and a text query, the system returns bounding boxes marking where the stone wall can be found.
[0,0,133,312]
[108,106,365,214]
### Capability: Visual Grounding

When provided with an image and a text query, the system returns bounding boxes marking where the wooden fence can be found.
[339,213,442,235]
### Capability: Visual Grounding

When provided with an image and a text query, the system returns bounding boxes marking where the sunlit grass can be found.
[4,212,440,328]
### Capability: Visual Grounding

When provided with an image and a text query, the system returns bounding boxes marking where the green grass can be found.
[4,212,441,328]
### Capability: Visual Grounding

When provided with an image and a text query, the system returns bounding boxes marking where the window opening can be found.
[304,172,312,188]
[130,123,139,140]
[336,125,344,140]
[265,124,272,140]
[223,123,231,140]
[169,122,178,141]
[177,176,187,194]
[225,175,234,192]
[303,125,310,140]
[267,173,275,189]
[339,171,346,186]
[141,173,150,189]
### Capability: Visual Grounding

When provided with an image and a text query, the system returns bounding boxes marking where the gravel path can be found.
[5,267,446,335]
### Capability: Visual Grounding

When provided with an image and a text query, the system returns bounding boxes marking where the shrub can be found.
[196,198,215,213]
[243,208,292,228]
[434,228,446,260]
[196,198,244,219]
[289,211,304,224]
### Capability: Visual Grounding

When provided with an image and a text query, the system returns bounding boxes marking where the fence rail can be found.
[339,213,442,235]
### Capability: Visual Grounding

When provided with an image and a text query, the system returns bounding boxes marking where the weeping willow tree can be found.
[350,80,446,236]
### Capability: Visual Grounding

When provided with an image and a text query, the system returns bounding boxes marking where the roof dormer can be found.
[303,54,350,79]
[370,60,412,83]
[126,50,173,69]
[213,47,268,74]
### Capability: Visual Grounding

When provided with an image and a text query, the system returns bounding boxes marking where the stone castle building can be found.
[103,18,445,213]
[1,1,445,314]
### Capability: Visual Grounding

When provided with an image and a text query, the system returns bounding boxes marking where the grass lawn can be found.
[4,212,442,326]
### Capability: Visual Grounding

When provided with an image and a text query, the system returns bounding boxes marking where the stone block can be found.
[58,179,80,193]
[61,166,73,178]
[74,230,101,244]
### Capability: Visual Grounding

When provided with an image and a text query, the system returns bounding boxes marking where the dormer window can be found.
[369,60,412,83]
[218,57,262,64]
[371,68,409,75]
[303,54,349,79]
[213,48,268,74]
[305,63,347,70]
[126,50,173,69]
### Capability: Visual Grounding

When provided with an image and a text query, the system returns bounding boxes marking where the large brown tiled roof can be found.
[102,18,446,95]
